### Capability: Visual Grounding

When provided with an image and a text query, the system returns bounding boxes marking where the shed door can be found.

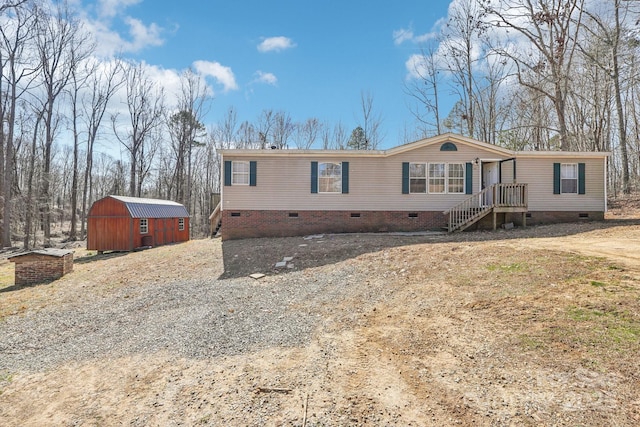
[154,220,165,246]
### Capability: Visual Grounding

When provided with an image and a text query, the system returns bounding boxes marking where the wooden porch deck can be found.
[445,183,528,232]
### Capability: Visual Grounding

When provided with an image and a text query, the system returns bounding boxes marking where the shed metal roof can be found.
[110,195,190,218]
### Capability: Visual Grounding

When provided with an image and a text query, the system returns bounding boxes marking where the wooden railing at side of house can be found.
[445,186,494,232]
[493,183,527,208]
[445,183,528,232]
[209,202,222,237]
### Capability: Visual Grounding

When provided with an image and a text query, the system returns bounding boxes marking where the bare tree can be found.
[332,122,349,149]
[404,43,443,137]
[579,0,637,191]
[236,120,258,148]
[442,0,490,138]
[22,107,44,249]
[356,91,383,149]
[79,58,123,237]
[113,61,164,197]
[66,50,99,241]
[216,106,238,149]
[35,0,90,245]
[167,69,208,209]
[483,0,585,150]
[0,1,29,14]
[0,0,38,247]
[294,117,321,149]
[256,109,274,149]
[271,111,294,149]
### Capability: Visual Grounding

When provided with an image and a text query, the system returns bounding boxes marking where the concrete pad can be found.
[303,234,324,240]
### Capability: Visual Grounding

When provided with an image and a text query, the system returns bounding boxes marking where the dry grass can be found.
[1,199,640,425]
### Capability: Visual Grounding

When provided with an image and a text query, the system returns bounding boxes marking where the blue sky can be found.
[80,0,455,148]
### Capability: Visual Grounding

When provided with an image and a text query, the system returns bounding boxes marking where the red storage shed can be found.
[87,195,190,253]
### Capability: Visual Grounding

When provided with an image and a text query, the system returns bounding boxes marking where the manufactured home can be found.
[213,134,608,240]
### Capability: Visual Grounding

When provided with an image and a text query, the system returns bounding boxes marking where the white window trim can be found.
[561,163,578,194]
[231,161,250,186]
[140,218,148,234]
[409,162,427,194]
[178,218,185,231]
[426,162,465,194]
[447,163,465,194]
[318,162,342,194]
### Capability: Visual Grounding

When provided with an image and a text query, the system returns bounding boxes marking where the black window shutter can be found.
[402,162,409,194]
[578,163,585,194]
[311,161,318,193]
[465,162,473,194]
[553,163,561,194]
[341,162,349,194]
[249,161,257,186]
[224,160,232,186]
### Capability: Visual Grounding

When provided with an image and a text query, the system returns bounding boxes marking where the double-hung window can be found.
[140,218,148,234]
[409,163,427,193]
[428,163,446,193]
[231,161,250,185]
[448,163,465,194]
[427,163,464,194]
[561,163,578,194]
[319,162,342,193]
[178,218,185,231]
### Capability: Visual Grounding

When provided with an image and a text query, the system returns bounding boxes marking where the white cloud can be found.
[393,27,415,45]
[98,0,142,19]
[83,17,164,57]
[193,60,238,92]
[254,71,278,86]
[74,0,166,57]
[393,23,439,46]
[405,54,428,80]
[257,36,296,53]
[124,17,163,51]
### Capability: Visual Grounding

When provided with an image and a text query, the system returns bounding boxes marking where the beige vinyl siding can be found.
[223,143,507,211]
[517,156,606,211]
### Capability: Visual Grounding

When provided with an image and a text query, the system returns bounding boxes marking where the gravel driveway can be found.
[1,261,375,374]
[1,219,639,426]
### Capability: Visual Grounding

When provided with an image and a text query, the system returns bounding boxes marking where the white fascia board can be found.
[515,151,610,158]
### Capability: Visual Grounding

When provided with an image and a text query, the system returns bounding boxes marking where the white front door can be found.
[482,162,500,205]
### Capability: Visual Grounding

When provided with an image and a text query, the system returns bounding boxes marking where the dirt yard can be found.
[1,197,639,426]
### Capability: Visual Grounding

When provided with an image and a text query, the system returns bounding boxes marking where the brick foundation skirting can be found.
[523,211,604,225]
[472,210,604,230]
[221,210,448,240]
[220,209,606,240]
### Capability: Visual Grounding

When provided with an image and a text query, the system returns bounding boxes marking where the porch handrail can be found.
[209,202,222,236]
[444,186,494,232]
[493,183,527,207]
[444,183,527,232]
